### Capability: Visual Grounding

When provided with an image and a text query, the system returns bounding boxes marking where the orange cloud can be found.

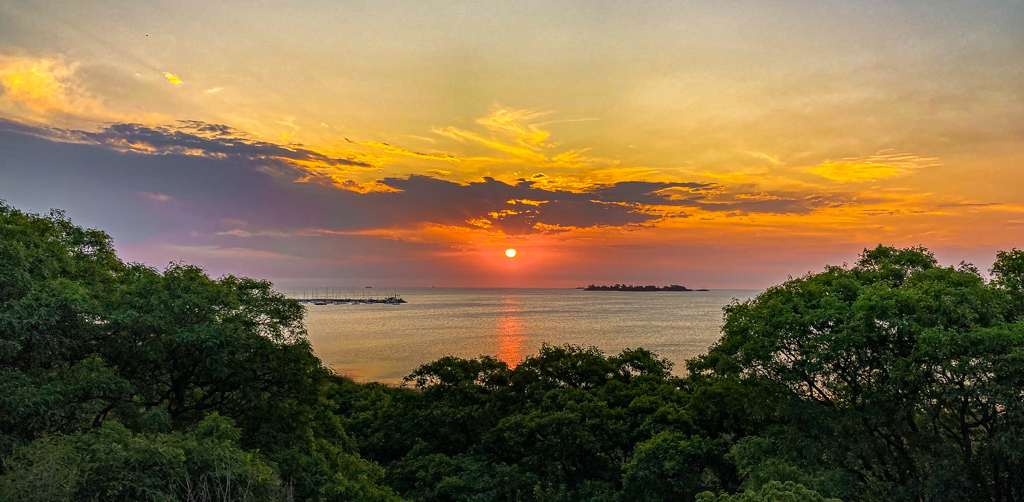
[0,55,168,125]
[432,125,548,162]
[334,179,403,193]
[426,107,609,170]
[476,107,551,146]
[809,161,901,182]
[507,199,546,206]
[808,151,939,183]
[0,55,108,118]
[361,141,460,162]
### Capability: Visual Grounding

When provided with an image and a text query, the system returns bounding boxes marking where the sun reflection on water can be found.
[496,295,525,368]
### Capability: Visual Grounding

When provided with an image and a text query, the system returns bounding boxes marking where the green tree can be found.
[696,481,842,502]
[688,245,1024,499]
[992,248,1024,321]
[0,202,402,501]
[1,415,276,502]
[515,344,615,390]
[1,203,128,455]
[621,432,719,501]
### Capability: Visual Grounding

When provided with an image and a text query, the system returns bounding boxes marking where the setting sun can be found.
[3,2,1022,498]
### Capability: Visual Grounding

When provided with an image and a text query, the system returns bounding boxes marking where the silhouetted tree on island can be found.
[585,284,694,291]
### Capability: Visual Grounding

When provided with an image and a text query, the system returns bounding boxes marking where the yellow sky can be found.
[1,1,1023,287]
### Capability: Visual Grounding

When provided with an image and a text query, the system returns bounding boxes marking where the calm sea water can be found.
[299,288,759,384]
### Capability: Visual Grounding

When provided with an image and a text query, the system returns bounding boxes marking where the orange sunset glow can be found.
[1,1,1022,288]
[6,4,1024,499]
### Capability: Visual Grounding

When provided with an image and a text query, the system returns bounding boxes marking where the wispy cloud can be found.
[742,151,782,165]
[427,107,615,170]
[216,229,296,238]
[276,117,299,141]
[359,141,460,162]
[138,191,174,202]
[476,107,553,147]
[808,150,940,183]
[432,125,547,163]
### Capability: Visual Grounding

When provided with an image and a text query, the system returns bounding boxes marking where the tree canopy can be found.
[4,200,1024,501]
[0,202,400,501]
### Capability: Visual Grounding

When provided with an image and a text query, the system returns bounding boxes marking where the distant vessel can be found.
[365,286,372,288]
[314,301,328,306]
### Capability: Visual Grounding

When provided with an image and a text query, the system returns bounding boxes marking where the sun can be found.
[505,248,517,258]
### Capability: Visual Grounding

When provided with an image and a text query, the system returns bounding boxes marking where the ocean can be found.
[300,288,759,384]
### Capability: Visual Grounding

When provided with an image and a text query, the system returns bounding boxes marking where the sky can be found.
[1,0,1022,288]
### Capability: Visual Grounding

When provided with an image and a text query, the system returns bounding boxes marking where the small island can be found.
[583,284,708,291]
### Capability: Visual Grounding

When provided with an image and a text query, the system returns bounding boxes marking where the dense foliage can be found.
[3,201,1024,501]
[0,203,399,501]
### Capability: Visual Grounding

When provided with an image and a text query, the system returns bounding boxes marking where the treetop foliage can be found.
[0,202,399,501]
[4,202,1024,501]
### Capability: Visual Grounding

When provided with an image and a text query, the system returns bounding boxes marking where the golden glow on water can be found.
[495,295,524,368]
